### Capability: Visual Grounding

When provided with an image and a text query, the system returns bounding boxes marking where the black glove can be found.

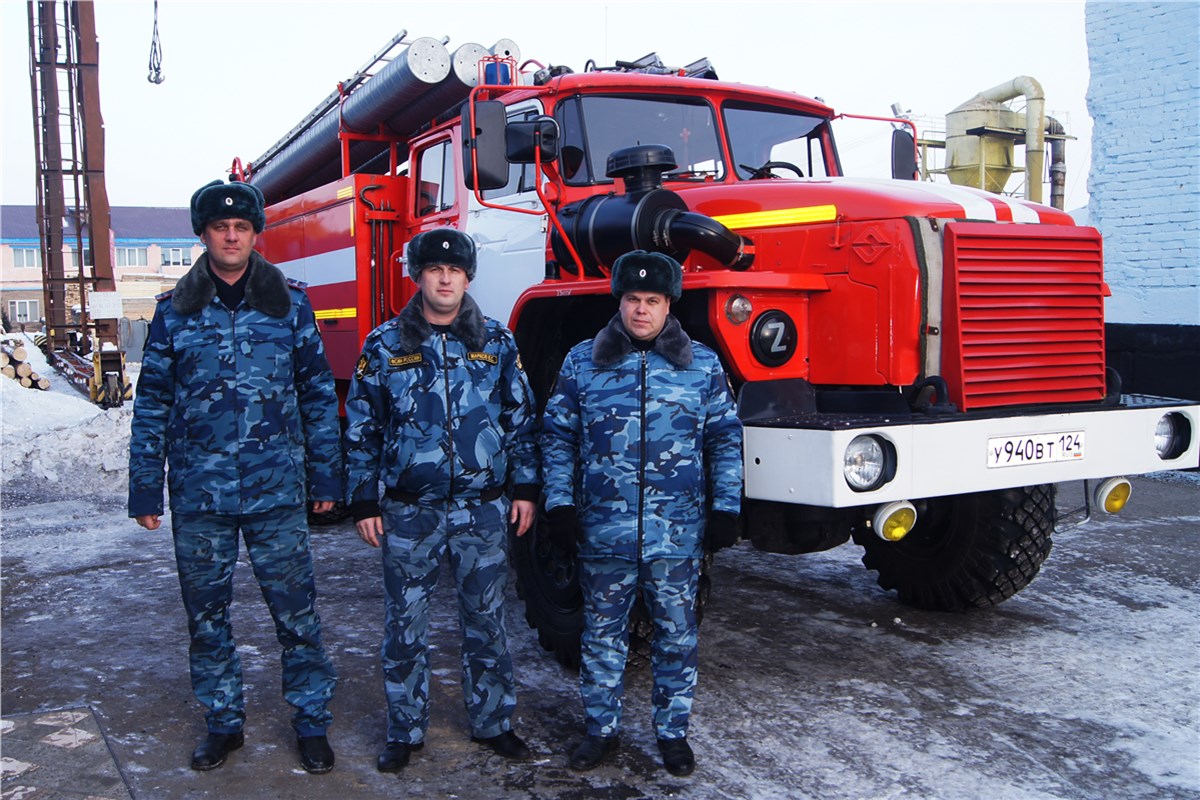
[705,511,739,552]
[545,505,582,554]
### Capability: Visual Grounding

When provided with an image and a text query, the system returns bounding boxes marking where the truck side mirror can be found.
[506,116,560,164]
[891,129,918,181]
[462,100,509,191]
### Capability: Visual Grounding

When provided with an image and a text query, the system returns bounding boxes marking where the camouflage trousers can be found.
[578,556,701,740]
[379,496,516,744]
[171,507,337,736]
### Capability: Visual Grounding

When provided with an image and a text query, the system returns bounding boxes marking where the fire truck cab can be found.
[247,40,1199,664]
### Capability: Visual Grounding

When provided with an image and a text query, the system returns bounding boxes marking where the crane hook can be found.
[147,0,164,84]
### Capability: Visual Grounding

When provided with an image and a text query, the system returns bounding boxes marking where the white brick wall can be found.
[1086,1,1200,324]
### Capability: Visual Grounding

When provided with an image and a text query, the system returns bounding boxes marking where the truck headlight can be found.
[844,434,896,492]
[1155,412,1191,460]
[725,295,752,325]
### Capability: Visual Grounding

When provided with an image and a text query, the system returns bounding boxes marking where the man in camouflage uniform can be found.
[343,228,539,772]
[128,180,341,773]
[541,250,743,777]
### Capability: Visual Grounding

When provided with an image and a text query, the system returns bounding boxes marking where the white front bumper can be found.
[743,400,1200,508]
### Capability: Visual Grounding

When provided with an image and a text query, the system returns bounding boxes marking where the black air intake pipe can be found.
[551,144,754,275]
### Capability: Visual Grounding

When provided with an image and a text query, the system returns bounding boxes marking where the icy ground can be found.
[1,334,1198,799]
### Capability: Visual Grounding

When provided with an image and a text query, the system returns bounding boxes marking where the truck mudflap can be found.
[742,393,1200,508]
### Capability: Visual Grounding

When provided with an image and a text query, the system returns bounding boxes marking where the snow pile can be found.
[0,335,132,498]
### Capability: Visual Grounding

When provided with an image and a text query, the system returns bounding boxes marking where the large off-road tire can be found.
[511,512,713,669]
[851,484,1055,611]
[511,514,584,668]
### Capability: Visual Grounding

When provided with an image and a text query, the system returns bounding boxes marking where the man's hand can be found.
[135,514,161,531]
[312,500,335,514]
[511,499,536,536]
[357,516,385,548]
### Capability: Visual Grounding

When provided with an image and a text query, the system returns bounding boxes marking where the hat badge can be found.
[224,197,233,206]
[442,241,450,250]
[639,268,647,278]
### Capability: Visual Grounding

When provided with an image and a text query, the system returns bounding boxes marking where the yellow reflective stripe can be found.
[315,307,357,320]
[711,204,837,230]
[337,187,356,235]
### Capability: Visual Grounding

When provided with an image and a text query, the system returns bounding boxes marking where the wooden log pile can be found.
[1,337,50,391]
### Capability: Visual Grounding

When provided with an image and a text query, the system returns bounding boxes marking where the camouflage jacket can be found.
[127,252,343,517]
[542,314,743,560]
[343,292,539,520]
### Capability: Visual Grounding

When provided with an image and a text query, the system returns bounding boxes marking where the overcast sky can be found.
[2,0,1092,211]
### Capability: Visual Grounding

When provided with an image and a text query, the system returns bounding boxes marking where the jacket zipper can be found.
[231,305,242,512]
[637,350,647,565]
[442,332,454,508]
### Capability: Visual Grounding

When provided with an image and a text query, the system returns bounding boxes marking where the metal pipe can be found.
[1045,115,1066,211]
[972,76,1046,204]
[249,38,451,203]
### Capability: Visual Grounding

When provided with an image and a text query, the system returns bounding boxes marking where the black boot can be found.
[471,730,532,760]
[568,735,619,771]
[658,736,695,776]
[190,731,244,771]
[297,734,335,774]
[377,740,424,773]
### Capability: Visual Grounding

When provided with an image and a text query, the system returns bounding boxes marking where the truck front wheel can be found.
[511,514,584,668]
[851,485,1055,611]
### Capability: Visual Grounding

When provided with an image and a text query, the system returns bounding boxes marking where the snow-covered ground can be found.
[0,333,133,500]
[2,336,1198,799]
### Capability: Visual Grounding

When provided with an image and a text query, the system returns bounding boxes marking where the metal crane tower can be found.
[26,0,128,407]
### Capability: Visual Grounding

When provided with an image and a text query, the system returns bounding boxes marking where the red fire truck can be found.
[242,38,1199,664]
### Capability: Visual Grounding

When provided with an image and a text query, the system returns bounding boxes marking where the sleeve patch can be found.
[388,353,424,368]
[354,354,371,379]
[467,352,499,365]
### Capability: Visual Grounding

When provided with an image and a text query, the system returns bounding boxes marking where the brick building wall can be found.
[1086,1,1200,399]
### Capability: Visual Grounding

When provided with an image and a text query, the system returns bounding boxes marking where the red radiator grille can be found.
[940,222,1107,411]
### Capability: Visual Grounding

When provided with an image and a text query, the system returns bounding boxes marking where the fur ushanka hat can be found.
[610,250,682,301]
[406,228,477,281]
[190,179,266,235]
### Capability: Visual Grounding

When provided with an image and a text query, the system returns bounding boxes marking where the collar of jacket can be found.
[592,313,694,368]
[396,290,488,353]
[171,251,292,318]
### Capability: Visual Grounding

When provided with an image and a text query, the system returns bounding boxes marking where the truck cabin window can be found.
[416,141,457,216]
[482,109,541,200]
[723,102,831,179]
[556,95,724,185]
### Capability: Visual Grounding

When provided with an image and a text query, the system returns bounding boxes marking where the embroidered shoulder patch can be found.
[388,353,423,368]
[467,352,498,365]
[354,354,370,379]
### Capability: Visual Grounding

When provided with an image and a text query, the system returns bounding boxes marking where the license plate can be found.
[987,431,1085,468]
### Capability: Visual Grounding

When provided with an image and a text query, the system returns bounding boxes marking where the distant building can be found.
[1087,1,1200,400]
[0,205,200,327]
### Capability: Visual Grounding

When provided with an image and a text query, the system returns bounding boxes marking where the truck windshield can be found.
[557,94,724,184]
[723,102,832,179]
